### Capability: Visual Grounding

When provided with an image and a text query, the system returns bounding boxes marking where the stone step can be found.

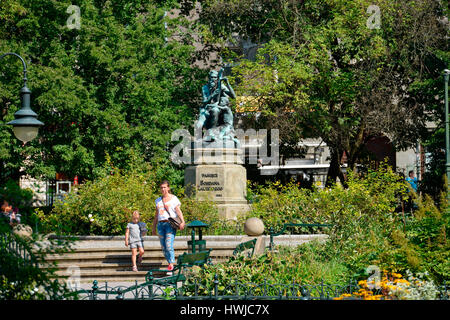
[44,249,234,263]
[47,245,236,254]
[45,261,162,271]
[56,269,150,282]
[41,254,230,270]
[40,234,328,284]
[51,262,187,283]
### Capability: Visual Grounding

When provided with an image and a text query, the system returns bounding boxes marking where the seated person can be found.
[1,200,21,226]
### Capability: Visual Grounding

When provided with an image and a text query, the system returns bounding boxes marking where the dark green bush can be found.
[0,220,75,300]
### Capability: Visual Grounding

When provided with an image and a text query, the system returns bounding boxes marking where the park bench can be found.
[232,238,257,258]
[268,223,333,250]
[144,249,212,290]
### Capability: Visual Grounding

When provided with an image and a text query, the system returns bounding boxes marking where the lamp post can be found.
[444,69,450,207]
[0,52,43,143]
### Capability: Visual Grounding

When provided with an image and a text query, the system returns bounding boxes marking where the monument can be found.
[185,68,250,219]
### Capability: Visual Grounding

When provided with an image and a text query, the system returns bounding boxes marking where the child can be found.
[125,210,146,272]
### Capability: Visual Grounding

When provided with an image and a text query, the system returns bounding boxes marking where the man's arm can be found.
[221,78,236,99]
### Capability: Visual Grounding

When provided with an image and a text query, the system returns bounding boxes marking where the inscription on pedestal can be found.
[185,161,250,219]
[198,173,223,197]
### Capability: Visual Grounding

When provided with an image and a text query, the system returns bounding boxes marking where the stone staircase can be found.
[40,234,328,284]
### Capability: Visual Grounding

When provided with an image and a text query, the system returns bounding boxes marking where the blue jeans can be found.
[157,221,176,264]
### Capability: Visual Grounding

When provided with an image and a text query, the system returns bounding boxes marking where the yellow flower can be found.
[358,280,368,287]
[334,293,352,300]
[394,279,410,285]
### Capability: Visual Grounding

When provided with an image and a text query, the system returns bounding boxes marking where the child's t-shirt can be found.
[127,222,142,244]
[155,195,181,222]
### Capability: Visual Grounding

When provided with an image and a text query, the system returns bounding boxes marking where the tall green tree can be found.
[191,0,449,186]
[0,0,205,185]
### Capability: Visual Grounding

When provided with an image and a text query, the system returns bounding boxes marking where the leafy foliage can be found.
[186,165,448,289]
[35,157,220,236]
[404,193,450,283]
[183,242,351,297]
[0,0,205,184]
[0,220,75,299]
[193,0,449,184]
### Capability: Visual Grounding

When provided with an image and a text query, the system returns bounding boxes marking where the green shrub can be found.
[404,193,450,283]
[0,220,75,300]
[183,241,350,296]
[0,179,34,226]
[246,165,448,285]
[35,160,220,236]
[183,164,449,289]
[247,166,412,278]
[36,165,158,235]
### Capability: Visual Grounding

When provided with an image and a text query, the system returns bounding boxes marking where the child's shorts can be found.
[130,241,144,249]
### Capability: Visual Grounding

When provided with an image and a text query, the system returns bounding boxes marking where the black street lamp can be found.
[444,69,450,205]
[1,52,43,143]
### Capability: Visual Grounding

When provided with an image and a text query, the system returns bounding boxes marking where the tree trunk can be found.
[325,147,348,188]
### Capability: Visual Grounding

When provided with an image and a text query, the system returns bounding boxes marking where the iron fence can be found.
[0,232,37,269]
[177,219,245,236]
[74,275,450,300]
[72,276,449,300]
[177,276,358,300]
[73,279,356,300]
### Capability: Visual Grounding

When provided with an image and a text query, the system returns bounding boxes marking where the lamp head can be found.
[443,69,450,83]
[6,84,43,143]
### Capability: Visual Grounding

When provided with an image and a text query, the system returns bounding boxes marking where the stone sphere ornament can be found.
[13,224,33,239]
[244,217,265,236]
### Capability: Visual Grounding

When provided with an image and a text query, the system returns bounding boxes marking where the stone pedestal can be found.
[185,146,250,220]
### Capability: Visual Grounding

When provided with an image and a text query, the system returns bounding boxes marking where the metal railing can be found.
[73,277,359,300]
[0,232,37,269]
[179,276,357,300]
[72,277,450,300]
[177,219,245,236]
[268,223,333,250]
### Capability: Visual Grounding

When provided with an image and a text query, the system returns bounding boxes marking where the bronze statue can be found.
[196,68,239,147]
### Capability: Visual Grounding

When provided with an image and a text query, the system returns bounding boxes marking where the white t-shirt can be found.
[155,195,181,222]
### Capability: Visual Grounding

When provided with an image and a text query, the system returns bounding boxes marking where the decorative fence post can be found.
[319,279,325,299]
[269,227,274,251]
[91,280,98,300]
[213,274,219,300]
[116,289,124,300]
[300,287,309,300]
[135,280,138,298]
[147,271,154,299]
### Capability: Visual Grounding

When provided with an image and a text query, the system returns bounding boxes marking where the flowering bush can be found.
[335,270,440,300]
